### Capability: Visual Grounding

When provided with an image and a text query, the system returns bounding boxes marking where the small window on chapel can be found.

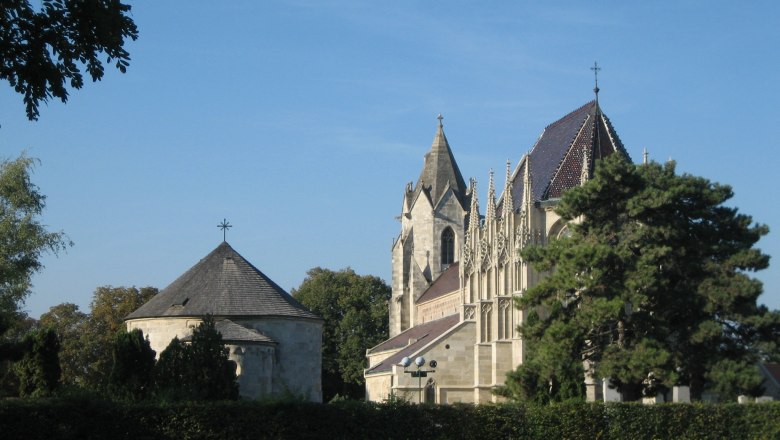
[441,227,455,265]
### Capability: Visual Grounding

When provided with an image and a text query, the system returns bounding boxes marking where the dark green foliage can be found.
[185,316,239,400]
[38,302,87,387]
[0,312,34,396]
[0,0,139,120]
[79,286,158,390]
[108,328,155,401]
[15,328,60,397]
[153,337,188,398]
[0,399,779,439]
[292,267,391,400]
[153,316,239,401]
[508,155,777,401]
[496,310,585,403]
[0,155,69,395]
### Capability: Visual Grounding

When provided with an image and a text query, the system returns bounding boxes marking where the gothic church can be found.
[365,98,629,403]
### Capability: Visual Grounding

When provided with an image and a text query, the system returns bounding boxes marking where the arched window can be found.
[424,379,436,403]
[441,227,455,265]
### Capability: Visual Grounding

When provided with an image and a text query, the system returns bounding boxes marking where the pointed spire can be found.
[468,178,480,232]
[523,153,533,209]
[431,114,447,154]
[504,159,513,216]
[581,147,590,185]
[486,169,496,224]
[412,114,468,207]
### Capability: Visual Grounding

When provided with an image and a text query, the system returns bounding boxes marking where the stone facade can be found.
[366,100,629,403]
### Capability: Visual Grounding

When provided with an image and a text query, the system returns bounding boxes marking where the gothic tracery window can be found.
[441,227,455,265]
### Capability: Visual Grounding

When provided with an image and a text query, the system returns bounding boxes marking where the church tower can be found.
[389,115,469,337]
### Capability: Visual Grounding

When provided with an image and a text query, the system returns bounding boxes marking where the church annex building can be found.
[365,98,628,404]
[126,241,323,402]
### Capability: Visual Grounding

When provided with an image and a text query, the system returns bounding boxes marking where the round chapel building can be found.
[126,241,323,402]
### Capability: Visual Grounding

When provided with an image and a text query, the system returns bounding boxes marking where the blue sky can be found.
[1,1,778,317]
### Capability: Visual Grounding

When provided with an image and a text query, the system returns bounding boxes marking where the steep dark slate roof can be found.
[410,120,468,208]
[508,101,630,209]
[126,242,320,320]
[416,262,460,304]
[181,319,276,345]
[366,314,460,374]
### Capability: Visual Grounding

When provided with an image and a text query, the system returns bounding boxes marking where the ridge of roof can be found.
[126,242,320,321]
[542,100,597,131]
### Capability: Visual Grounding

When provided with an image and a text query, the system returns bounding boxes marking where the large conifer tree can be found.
[507,154,779,401]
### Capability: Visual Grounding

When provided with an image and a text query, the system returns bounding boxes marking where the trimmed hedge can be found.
[1,398,778,439]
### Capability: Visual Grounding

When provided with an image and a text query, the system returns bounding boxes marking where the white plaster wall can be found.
[236,317,323,402]
[127,316,323,403]
[126,317,198,357]
[229,344,275,399]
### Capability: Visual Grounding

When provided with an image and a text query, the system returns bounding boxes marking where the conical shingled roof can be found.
[126,242,320,320]
[411,119,469,208]
[508,101,630,210]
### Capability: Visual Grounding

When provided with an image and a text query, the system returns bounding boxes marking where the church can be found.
[126,241,323,402]
[364,96,629,404]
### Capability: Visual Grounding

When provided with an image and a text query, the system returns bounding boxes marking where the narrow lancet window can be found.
[441,227,455,265]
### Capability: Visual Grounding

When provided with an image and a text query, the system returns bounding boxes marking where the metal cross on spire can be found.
[218,218,232,242]
[591,61,601,100]
[437,113,443,127]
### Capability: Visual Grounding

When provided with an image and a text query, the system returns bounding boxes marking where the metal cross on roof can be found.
[218,218,232,242]
[437,113,443,127]
[591,61,601,99]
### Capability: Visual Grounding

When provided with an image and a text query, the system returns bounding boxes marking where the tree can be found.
[0,155,69,395]
[107,328,155,401]
[80,286,157,390]
[0,155,70,333]
[0,312,35,396]
[153,316,238,401]
[15,328,60,397]
[507,154,778,402]
[292,267,391,401]
[38,302,87,387]
[153,336,188,399]
[495,311,585,404]
[0,0,138,120]
[185,315,238,400]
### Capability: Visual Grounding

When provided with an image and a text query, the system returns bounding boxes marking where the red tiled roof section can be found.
[416,262,460,304]
[366,314,460,374]
[545,116,595,199]
[509,101,631,206]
